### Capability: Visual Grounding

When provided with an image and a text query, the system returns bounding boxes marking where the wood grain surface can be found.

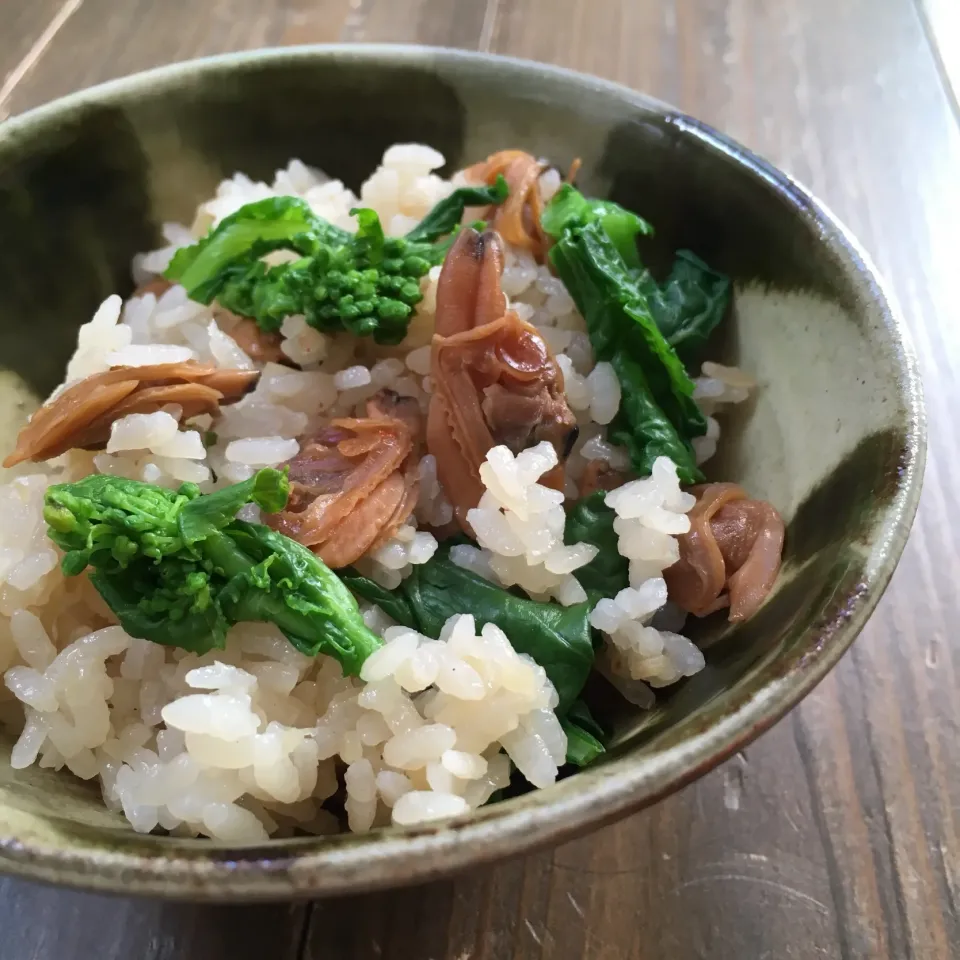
[1,1,958,958]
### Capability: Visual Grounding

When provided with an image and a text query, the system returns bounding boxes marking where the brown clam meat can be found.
[133,277,174,299]
[578,459,627,499]
[4,362,259,467]
[664,483,785,622]
[463,150,550,261]
[220,313,286,366]
[268,389,421,568]
[426,228,578,531]
[134,279,286,366]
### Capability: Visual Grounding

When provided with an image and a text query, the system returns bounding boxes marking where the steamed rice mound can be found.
[0,145,756,842]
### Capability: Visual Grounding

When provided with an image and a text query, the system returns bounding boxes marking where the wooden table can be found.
[1,2,958,958]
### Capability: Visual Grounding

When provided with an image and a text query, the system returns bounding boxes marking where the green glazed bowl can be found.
[0,45,925,900]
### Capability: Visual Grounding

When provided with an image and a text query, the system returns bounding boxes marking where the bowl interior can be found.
[0,47,921,895]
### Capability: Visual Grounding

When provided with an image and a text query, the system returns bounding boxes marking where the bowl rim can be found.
[0,43,926,900]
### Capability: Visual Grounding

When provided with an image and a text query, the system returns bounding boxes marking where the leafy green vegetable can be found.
[343,547,595,712]
[579,224,704,435]
[560,699,610,769]
[605,352,700,483]
[644,250,730,363]
[352,207,388,263]
[547,199,705,482]
[336,570,417,629]
[563,723,605,766]
[165,179,509,346]
[566,699,606,741]
[166,196,432,344]
[177,469,289,544]
[404,176,509,243]
[165,197,346,299]
[562,722,606,766]
[44,470,381,672]
[220,522,380,669]
[541,183,652,268]
[543,187,729,363]
[564,491,628,600]
[550,231,706,483]
[345,559,603,770]
[561,698,607,767]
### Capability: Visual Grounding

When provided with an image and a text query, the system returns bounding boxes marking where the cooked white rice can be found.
[2,607,559,841]
[0,143,753,841]
[464,441,594,605]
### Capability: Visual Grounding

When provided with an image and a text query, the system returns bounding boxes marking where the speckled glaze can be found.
[0,45,925,900]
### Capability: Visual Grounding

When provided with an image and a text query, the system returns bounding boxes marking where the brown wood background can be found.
[1,1,958,957]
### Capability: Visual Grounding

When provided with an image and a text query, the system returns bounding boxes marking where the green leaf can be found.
[560,699,607,767]
[410,559,594,713]
[646,250,731,363]
[403,175,509,244]
[541,184,652,268]
[223,522,381,676]
[165,181,509,345]
[607,352,701,483]
[44,474,191,570]
[178,468,289,546]
[347,547,595,712]
[165,196,438,343]
[46,473,381,673]
[350,207,387,265]
[339,570,418,628]
[165,196,343,302]
[215,257,312,332]
[561,720,606,767]
[566,699,606,741]
[578,223,705,438]
[539,183,590,237]
[89,565,229,655]
[545,188,707,484]
[564,491,629,599]
[549,236,702,483]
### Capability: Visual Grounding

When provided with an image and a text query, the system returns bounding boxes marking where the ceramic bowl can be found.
[0,45,925,899]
